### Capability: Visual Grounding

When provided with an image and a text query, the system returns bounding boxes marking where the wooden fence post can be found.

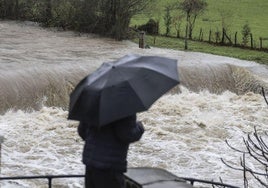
[250,33,253,49]
[234,32,237,46]
[199,28,203,41]
[139,31,145,48]
[221,28,225,44]
[209,30,212,43]
[260,37,262,49]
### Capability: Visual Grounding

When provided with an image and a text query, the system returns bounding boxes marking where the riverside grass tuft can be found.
[131,0,268,65]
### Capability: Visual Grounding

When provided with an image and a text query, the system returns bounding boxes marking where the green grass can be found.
[133,0,268,41]
[199,0,268,43]
[131,0,268,65]
[132,35,268,65]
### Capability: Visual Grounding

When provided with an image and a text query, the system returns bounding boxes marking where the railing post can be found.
[48,176,52,188]
[0,136,4,174]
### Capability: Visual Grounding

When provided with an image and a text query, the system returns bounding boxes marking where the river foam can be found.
[0,88,268,187]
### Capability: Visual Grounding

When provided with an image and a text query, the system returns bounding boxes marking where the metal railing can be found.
[0,174,85,188]
[125,177,240,188]
[0,174,240,188]
[182,177,240,188]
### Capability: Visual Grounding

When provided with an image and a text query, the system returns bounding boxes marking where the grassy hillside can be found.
[132,0,268,48]
[130,0,268,65]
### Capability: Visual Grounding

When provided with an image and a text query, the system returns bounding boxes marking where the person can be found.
[78,114,144,188]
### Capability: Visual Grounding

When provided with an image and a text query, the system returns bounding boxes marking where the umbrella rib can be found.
[121,64,179,83]
[126,79,150,110]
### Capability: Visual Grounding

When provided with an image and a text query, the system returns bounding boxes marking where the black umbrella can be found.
[68,54,179,126]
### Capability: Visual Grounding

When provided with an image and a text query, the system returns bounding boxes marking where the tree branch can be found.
[262,87,268,106]
[223,127,268,187]
[225,139,247,153]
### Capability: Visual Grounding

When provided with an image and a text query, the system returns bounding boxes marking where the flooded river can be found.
[0,21,268,187]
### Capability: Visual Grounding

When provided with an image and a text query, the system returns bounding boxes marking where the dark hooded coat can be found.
[78,114,144,172]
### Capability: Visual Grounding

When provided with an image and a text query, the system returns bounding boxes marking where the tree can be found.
[179,0,207,49]
[51,0,77,29]
[223,127,268,187]
[218,8,233,33]
[97,0,151,40]
[0,0,16,19]
[242,23,251,46]
[45,0,52,25]
[218,8,233,44]
[172,15,183,38]
[164,5,172,36]
[0,0,150,40]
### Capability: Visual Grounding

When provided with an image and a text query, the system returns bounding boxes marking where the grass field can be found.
[130,0,268,65]
[132,0,268,43]
[131,35,268,65]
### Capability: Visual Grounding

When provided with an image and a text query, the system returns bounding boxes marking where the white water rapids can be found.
[0,21,268,188]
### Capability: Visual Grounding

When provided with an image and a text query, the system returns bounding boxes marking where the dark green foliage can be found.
[0,0,16,18]
[0,0,149,40]
[164,6,172,36]
[138,19,159,35]
[50,0,78,29]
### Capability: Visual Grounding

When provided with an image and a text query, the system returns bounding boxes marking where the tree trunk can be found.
[184,12,189,50]
[45,0,52,25]
[15,0,19,19]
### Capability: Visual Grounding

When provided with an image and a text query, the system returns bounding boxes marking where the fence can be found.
[0,174,240,188]
[0,168,240,188]
[195,27,268,51]
[0,174,84,188]
[260,37,268,49]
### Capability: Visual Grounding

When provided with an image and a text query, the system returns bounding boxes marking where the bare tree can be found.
[218,8,233,34]
[222,89,268,187]
[164,5,172,36]
[222,127,268,187]
[179,0,207,49]
[172,15,183,38]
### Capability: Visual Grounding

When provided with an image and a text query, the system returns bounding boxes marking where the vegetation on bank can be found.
[130,0,268,65]
[0,0,267,65]
[132,35,268,65]
[0,0,150,40]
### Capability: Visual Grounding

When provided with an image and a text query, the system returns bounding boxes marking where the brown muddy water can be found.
[0,21,268,188]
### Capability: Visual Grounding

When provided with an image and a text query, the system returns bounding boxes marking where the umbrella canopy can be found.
[68,54,180,126]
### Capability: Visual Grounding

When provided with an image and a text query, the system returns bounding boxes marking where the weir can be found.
[0,61,267,114]
[0,21,268,114]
